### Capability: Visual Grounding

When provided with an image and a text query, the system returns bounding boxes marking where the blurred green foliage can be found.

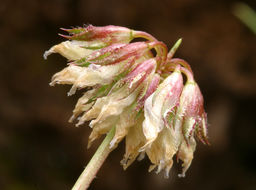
[233,2,256,34]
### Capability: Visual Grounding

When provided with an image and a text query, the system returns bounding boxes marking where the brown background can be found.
[0,0,256,189]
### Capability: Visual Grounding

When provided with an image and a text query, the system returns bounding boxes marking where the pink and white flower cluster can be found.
[44,25,209,178]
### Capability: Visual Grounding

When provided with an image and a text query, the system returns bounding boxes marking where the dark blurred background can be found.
[0,0,256,189]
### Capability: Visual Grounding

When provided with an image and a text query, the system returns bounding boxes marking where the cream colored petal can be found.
[50,65,84,86]
[69,89,97,123]
[76,96,108,126]
[77,84,138,127]
[44,40,94,61]
[68,61,127,95]
[87,115,119,148]
[146,127,179,178]
[121,115,145,170]
[141,94,164,150]
[141,72,183,150]
[89,97,138,149]
[87,84,141,149]
[177,137,196,178]
[172,116,184,149]
[90,86,140,127]
[109,107,137,149]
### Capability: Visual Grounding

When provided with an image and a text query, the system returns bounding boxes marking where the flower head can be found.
[45,25,209,182]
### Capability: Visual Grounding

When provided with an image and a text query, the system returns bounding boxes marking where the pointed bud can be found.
[60,25,133,47]
[178,81,209,144]
[75,42,150,67]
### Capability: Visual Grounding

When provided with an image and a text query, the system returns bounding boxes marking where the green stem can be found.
[72,126,116,190]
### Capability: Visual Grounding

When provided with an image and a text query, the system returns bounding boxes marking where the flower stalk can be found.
[72,126,116,190]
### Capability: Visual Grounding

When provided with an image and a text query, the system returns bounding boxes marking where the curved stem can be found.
[133,31,158,42]
[168,58,193,74]
[180,66,194,82]
[134,31,168,60]
[72,126,116,190]
[133,31,168,70]
[148,41,168,71]
[163,62,194,82]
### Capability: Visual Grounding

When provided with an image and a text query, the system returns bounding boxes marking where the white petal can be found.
[90,86,140,127]
[146,127,178,176]
[75,61,127,87]
[44,40,93,60]
[67,61,128,96]
[87,115,119,148]
[110,108,137,149]
[78,84,139,127]
[121,115,145,169]
[177,137,196,178]
[50,65,84,86]
[141,93,164,150]
[69,89,97,122]
[77,96,107,126]
[141,71,183,150]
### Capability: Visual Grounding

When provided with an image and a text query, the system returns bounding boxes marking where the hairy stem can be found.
[72,126,116,190]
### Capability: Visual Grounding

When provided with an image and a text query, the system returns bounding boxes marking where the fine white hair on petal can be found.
[182,117,196,140]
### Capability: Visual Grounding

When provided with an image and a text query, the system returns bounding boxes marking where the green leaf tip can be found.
[168,38,183,59]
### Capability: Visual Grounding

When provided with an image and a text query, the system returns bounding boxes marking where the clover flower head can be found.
[44,25,209,188]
